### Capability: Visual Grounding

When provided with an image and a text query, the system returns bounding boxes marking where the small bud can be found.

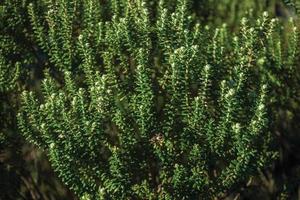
[90,86,95,92]
[41,123,46,129]
[204,64,211,72]
[39,104,45,110]
[221,80,226,88]
[120,18,126,23]
[226,89,235,98]
[49,143,55,149]
[233,123,241,132]
[71,98,77,106]
[139,105,144,110]
[192,45,199,50]
[95,81,100,87]
[257,58,265,66]
[257,19,261,25]
[101,74,107,80]
[65,71,71,76]
[262,84,268,90]
[258,104,265,111]
[233,36,238,42]
[78,88,84,95]
[271,18,276,23]
[47,9,54,15]
[99,187,105,194]
[137,64,142,71]
[241,18,247,25]
[293,27,297,32]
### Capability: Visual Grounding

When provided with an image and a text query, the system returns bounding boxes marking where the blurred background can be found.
[0,0,299,199]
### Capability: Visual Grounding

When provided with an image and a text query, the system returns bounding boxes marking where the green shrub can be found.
[16,0,300,199]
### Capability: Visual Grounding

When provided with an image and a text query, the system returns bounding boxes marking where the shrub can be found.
[13,0,300,199]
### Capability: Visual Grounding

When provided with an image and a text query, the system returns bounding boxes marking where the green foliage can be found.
[0,0,25,92]
[17,0,300,199]
[0,0,34,154]
[0,1,76,199]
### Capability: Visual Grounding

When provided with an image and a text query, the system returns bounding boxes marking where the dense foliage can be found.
[0,0,76,199]
[1,0,300,199]
[16,0,299,199]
